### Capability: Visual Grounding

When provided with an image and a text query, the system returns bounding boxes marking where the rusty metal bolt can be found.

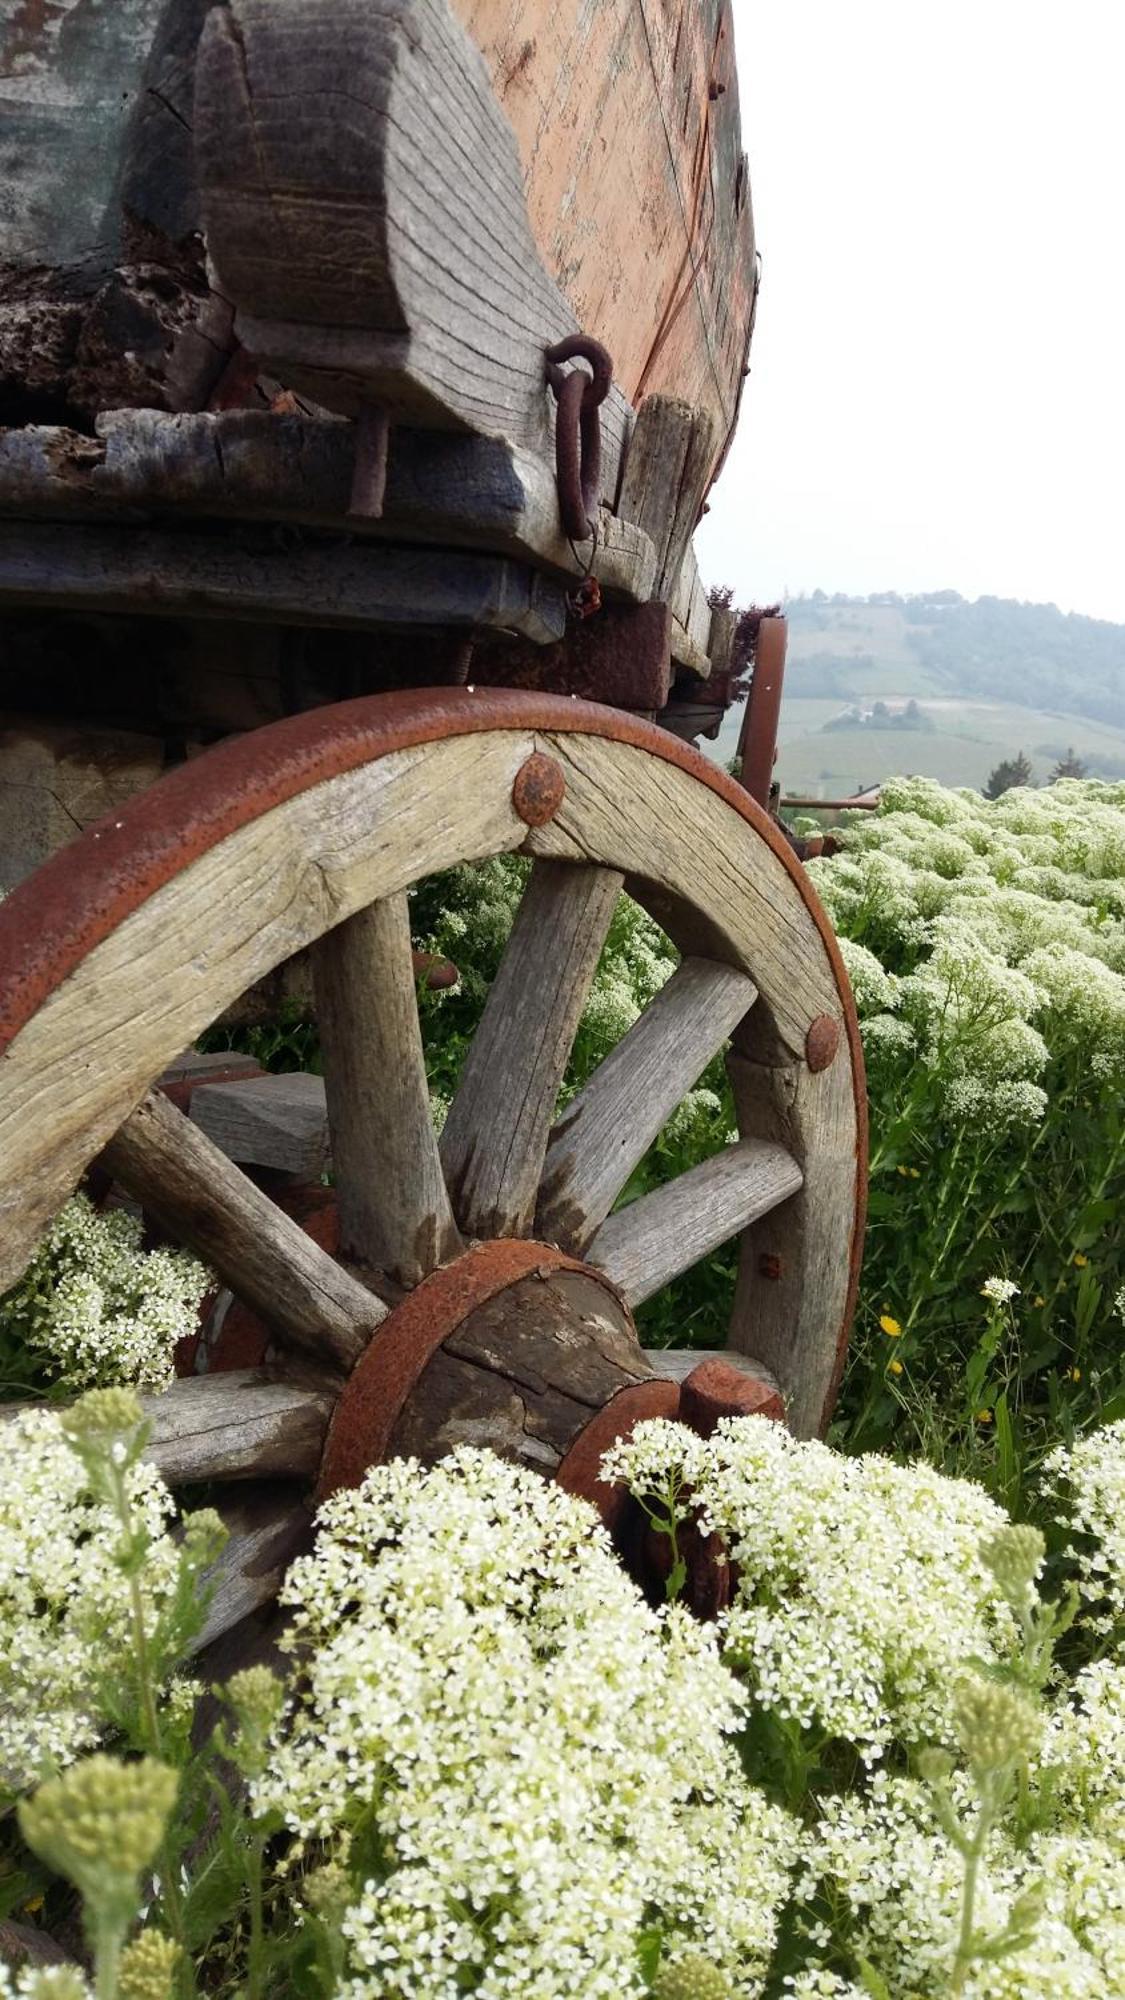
[512,752,566,827]
[805,1013,841,1073]
[758,1251,783,1281]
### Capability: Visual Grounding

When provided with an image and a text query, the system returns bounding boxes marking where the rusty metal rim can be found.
[315,1239,627,1501]
[0,687,867,1426]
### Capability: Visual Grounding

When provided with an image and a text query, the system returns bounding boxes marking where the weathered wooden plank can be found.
[727,1039,863,1438]
[0,416,656,602]
[737,616,788,810]
[645,1347,781,1399]
[313,894,461,1286]
[191,1073,331,1179]
[193,1484,312,1653]
[101,1091,383,1373]
[195,0,631,495]
[140,1371,334,1484]
[617,397,716,601]
[584,1138,803,1308]
[0,715,165,896]
[440,860,623,1238]
[0,523,567,643]
[537,956,757,1251]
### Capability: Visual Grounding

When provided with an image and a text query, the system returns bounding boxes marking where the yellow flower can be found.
[897,1165,909,1177]
[879,1314,902,1338]
[976,1408,993,1424]
[1033,1295,1045,1307]
[888,1359,903,1376]
[909,1168,920,1179]
[1069,1367,1082,1383]
[22,1895,44,1914]
[1073,1253,1089,1268]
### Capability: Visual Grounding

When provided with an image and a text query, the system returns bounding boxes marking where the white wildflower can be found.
[1042,1419,1125,1634]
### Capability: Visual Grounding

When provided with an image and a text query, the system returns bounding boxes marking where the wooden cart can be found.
[0,0,865,1628]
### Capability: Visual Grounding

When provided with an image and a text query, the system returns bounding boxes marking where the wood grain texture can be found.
[313,894,461,1285]
[617,396,715,603]
[389,1266,650,1472]
[585,1138,804,1308]
[140,1370,335,1484]
[102,1091,383,1372]
[195,0,629,495]
[440,860,623,1238]
[0,417,656,601]
[458,0,756,470]
[537,955,757,1251]
[0,524,568,644]
[193,1485,313,1654]
[727,1040,863,1438]
[190,1073,331,1178]
[0,728,531,1289]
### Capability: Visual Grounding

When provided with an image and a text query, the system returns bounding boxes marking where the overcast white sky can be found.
[697,1,1125,624]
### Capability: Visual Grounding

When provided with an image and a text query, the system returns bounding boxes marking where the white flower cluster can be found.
[0,1194,209,1392]
[602,1417,1016,1761]
[0,1973,93,2000]
[808,774,1125,1125]
[0,1407,179,1794]
[260,1449,798,1999]
[1043,1418,1125,1633]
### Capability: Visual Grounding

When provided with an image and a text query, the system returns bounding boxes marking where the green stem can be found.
[93,1915,124,2000]
[245,1832,266,2000]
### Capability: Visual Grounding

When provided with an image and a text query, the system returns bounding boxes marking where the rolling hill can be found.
[705,591,1125,796]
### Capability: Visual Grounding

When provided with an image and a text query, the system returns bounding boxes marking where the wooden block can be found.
[0,524,569,643]
[0,715,164,895]
[618,397,716,600]
[190,1073,330,1177]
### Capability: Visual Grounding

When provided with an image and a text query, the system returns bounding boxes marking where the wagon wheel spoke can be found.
[440,859,624,1239]
[312,892,461,1288]
[536,955,759,1252]
[582,1137,804,1308]
[101,1089,383,1372]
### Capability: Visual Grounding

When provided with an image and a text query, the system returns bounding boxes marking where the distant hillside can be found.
[784,591,1125,730]
[709,591,1125,798]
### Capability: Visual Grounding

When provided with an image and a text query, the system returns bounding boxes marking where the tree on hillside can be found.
[1051,747,1088,780]
[985,752,1034,798]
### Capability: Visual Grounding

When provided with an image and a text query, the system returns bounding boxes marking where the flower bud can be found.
[18,1755,177,1932]
[981,1524,1045,1608]
[952,1675,1041,1772]
[118,1931,181,2000]
[653,1955,732,2000]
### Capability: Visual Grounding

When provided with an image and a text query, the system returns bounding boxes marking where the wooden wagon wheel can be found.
[0,689,865,1642]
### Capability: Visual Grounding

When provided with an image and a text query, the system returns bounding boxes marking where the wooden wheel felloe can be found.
[0,689,865,1641]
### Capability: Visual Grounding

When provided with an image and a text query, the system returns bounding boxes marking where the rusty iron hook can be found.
[545,335,613,543]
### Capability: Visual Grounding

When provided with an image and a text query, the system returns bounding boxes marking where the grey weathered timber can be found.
[195,0,631,494]
[140,1372,335,1484]
[0,523,567,642]
[537,957,758,1251]
[645,1348,782,1399]
[585,1138,804,1307]
[617,396,716,601]
[670,548,713,676]
[389,1266,651,1473]
[727,1041,862,1437]
[0,715,164,896]
[313,895,461,1286]
[102,1091,383,1372]
[191,1073,331,1179]
[440,861,624,1238]
[193,1485,313,1654]
[0,416,656,602]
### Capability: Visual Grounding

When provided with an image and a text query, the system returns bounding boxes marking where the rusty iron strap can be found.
[545,336,612,542]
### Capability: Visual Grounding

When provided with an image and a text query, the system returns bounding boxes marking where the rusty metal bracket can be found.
[546,335,612,542]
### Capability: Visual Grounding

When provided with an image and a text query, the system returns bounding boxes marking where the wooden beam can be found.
[190,1073,331,1178]
[102,1090,383,1373]
[0,524,568,643]
[193,1485,312,1653]
[584,1138,803,1307]
[617,397,716,601]
[440,861,623,1239]
[195,0,632,489]
[0,417,656,603]
[537,957,758,1251]
[140,1371,334,1484]
[313,894,461,1286]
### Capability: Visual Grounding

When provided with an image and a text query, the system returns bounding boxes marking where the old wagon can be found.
[0,0,865,1626]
